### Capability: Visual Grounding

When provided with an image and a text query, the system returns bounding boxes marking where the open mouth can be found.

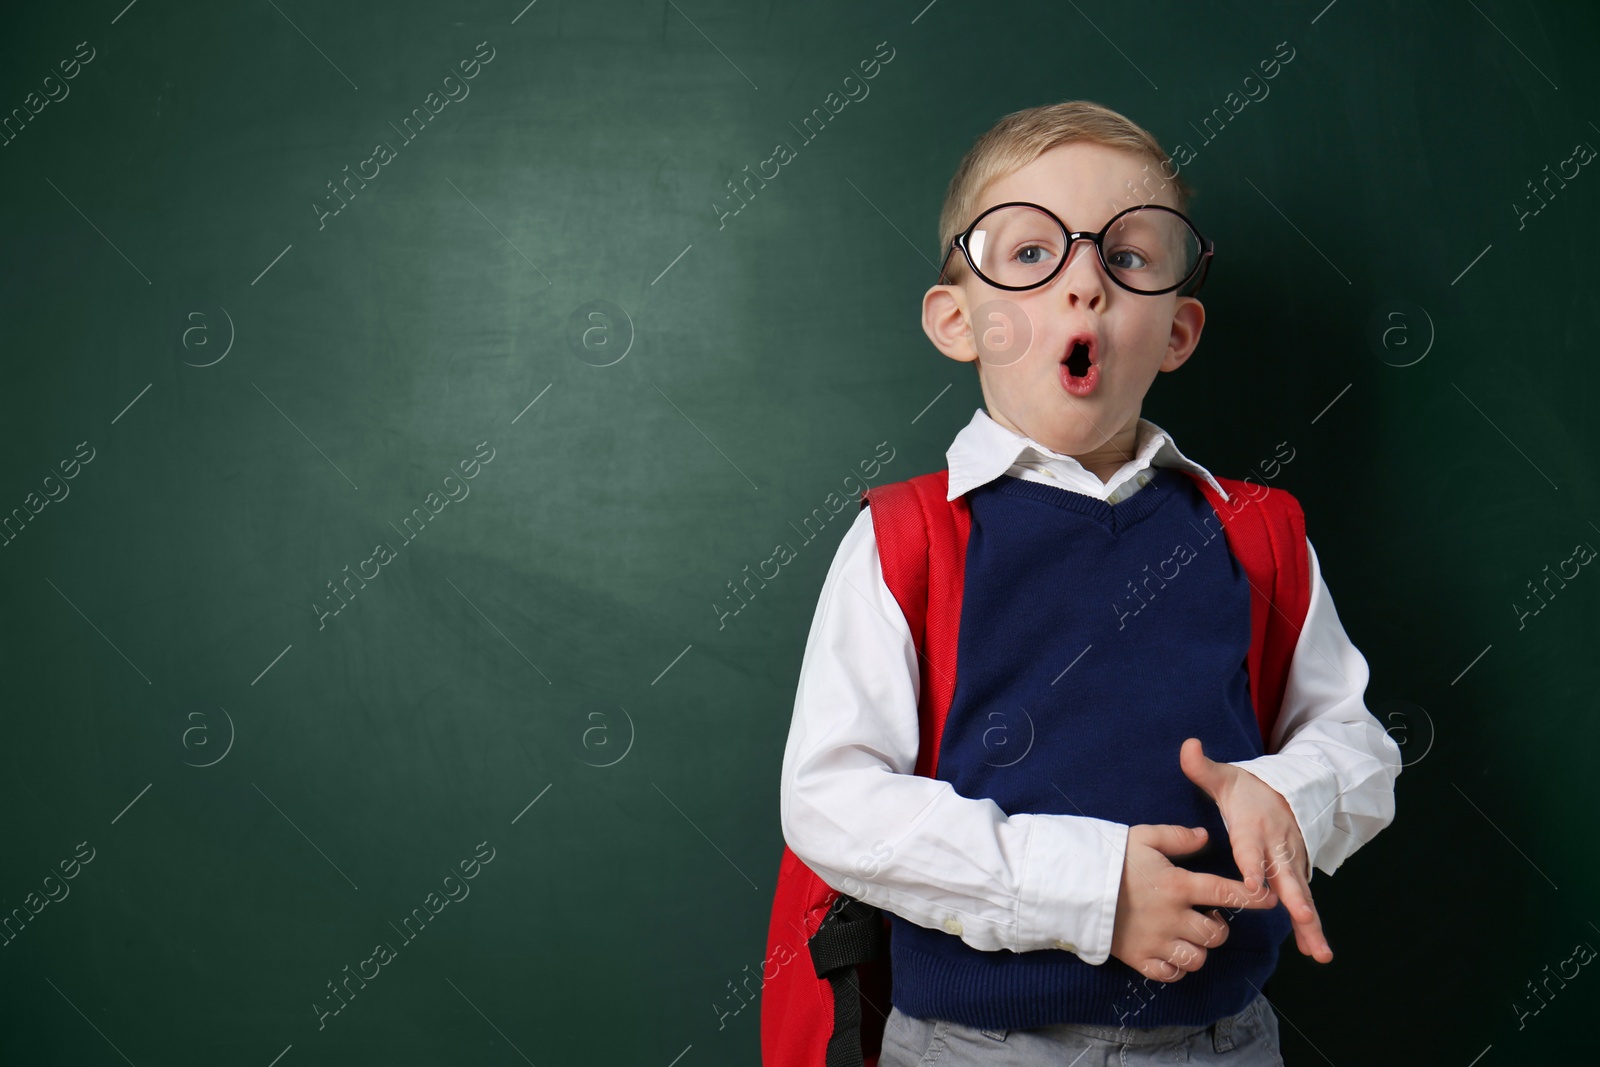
[1064,341,1092,377]
[1059,334,1100,396]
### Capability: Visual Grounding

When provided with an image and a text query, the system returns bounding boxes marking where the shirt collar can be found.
[945,407,1231,504]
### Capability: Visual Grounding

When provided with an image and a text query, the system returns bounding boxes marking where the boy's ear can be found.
[1162,296,1206,372]
[922,284,978,364]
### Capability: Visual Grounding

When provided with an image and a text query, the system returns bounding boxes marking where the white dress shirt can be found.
[779,407,1401,965]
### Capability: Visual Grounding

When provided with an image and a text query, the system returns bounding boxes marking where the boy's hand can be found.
[1109,823,1279,983]
[1179,736,1335,964]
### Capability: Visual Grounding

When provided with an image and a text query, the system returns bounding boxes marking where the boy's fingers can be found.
[1142,957,1184,983]
[1180,907,1230,949]
[1182,870,1278,911]
[1235,840,1268,894]
[1167,939,1207,973]
[1271,865,1333,962]
[1140,823,1210,859]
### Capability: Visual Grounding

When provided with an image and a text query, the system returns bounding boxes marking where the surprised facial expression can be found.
[924,142,1205,459]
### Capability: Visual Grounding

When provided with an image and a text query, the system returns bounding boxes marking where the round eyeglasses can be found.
[937,201,1214,296]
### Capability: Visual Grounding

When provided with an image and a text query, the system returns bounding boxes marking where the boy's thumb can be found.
[1179,737,1225,796]
[1143,824,1209,858]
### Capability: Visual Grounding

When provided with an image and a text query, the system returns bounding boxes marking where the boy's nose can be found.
[1056,240,1108,306]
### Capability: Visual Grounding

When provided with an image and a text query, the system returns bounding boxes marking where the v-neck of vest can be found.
[988,466,1186,531]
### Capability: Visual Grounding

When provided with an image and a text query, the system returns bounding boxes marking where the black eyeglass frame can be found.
[936,200,1215,297]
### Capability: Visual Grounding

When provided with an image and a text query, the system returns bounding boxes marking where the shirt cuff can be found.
[1014,814,1129,963]
[1225,753,1339,884]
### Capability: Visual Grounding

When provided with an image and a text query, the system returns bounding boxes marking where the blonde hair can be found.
[936,100,1195,275]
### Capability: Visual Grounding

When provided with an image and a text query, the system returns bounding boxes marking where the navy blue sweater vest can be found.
[887,466,1293,1030]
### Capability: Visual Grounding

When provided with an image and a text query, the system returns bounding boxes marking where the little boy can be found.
[778,101,1401,1065]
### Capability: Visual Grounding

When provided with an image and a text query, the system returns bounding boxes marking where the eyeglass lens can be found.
[965,205,1201,293]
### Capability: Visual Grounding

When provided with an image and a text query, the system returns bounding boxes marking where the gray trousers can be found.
[876,992,1285,1066]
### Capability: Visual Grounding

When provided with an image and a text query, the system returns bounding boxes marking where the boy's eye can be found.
[1014,243,1053,266]
[1107,247,1149,270]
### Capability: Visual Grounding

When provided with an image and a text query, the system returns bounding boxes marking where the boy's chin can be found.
[1018,412,1106,454]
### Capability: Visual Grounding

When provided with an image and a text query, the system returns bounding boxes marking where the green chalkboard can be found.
[1,1,1596,1063]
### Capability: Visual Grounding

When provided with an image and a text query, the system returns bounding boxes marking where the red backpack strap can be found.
[1183,473,1310,749]
[862,470,972,778]
[761,470,969,1067]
